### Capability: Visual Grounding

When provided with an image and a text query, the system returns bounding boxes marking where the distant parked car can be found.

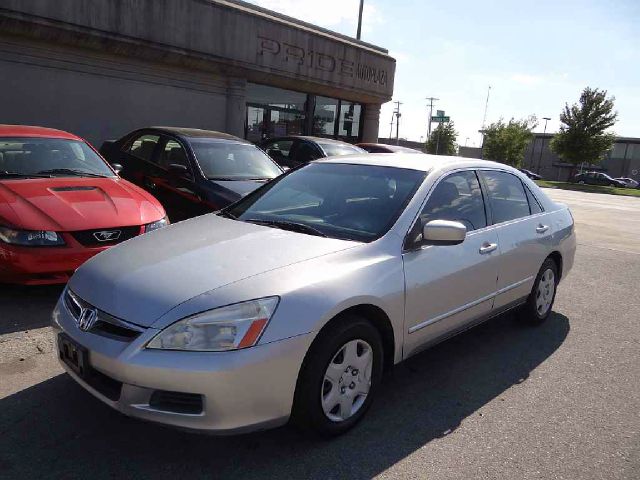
[356,143,422,154]
[572,171,626,188]
[100,127,283,222]
[259,136,365,169]
[0,125,167,285]
[518,168,543,181]
[614,177,639,188]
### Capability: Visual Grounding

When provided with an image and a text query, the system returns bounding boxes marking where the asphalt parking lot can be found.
[1,188,638,479]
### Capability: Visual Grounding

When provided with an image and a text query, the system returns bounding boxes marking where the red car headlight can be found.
[0,226,65,246]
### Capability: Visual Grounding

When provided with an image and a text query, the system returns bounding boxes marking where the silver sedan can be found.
[52,154,576,436]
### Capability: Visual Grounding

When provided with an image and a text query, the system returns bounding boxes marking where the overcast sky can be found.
[246,0,639,146]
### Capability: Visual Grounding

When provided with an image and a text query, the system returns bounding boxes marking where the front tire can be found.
[520,258,559,324]
[291,314,384,436]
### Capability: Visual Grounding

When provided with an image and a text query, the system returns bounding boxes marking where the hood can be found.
[69,214,358,326]
[0,178,165,231]
[207,178,271,205]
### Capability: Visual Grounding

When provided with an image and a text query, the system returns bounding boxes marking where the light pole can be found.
[356,0,364,39]
[536,117,551,174]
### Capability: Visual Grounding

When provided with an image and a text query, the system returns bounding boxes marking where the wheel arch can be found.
[547,251,563,280]
[309,303,396,373]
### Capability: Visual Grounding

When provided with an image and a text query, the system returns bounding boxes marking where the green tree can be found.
[482,116,537,166]
[550,87,617,176]
[426,121,457,155]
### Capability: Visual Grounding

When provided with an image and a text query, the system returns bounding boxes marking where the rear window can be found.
[319,143,364,157]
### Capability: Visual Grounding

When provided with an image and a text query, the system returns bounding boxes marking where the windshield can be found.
[190,140,282,180]
[319,143,365,157]
[0,138,115,178]
[225,163,426,242]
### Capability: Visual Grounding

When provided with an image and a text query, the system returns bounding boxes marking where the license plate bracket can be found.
[58,333,90,378]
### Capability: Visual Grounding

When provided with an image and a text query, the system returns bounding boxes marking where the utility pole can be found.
[536,117,551,174]
[356,0,364,39]
[480,85,491,146]
[393,101,402,145]
[425,96,439,141]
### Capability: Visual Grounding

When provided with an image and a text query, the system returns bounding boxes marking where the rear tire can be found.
[520,258,559,324]
[291,314,384,436]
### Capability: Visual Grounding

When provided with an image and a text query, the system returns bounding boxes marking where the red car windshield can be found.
[0,137,115,179]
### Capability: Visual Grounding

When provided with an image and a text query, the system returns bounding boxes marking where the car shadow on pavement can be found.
[0,284,63,335]
[0,311,569,479]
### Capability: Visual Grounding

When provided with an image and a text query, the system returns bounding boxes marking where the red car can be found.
[0,125,168,285]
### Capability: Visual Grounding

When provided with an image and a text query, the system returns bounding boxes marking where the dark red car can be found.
[0,125,168,285]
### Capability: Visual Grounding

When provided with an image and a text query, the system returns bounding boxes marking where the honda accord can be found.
[52,154,576,435]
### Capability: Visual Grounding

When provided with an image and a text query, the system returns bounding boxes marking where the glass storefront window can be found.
[338,102,361,138]
[313,96,339,136]
[246,83,307,142]
[247,83,306,111]
[245,83,362,142]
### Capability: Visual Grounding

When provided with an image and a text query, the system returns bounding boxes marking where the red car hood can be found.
[0,178,165,231]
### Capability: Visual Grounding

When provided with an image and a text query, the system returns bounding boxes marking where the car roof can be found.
[317,152,517,173]
[357,143,421,153]
[149,127,249,143]
[263,136,358,146]
[0,124,81,141]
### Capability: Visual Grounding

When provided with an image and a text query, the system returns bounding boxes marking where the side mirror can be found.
[110,163,123,174]
[422,220,466,246]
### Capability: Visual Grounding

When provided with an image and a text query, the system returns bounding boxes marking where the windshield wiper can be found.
[217,210,237,220]
[36,168,109,178]
[0,171,54,179]
[244,219,328,237]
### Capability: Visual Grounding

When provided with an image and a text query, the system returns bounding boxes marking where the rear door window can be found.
[480,170,531,224]
[127,134,160,163]
[524,186,543,214]
[262,140,293,164]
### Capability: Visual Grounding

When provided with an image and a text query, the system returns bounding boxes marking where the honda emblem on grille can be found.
[77,307,99,332]
[93,230,121,242]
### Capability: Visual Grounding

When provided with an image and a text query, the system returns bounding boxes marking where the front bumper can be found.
[52,295,313,433]
[0,242,107,285]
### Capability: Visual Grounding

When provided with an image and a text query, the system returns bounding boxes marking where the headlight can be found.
[0,226,65,246]
[147,297,279,351]
[143,216,169,233]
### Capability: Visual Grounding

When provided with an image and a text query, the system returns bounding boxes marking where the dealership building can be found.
[0,0,395,147]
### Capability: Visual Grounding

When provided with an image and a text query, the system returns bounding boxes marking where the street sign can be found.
[431,116,450,123]
[436,110,445,117]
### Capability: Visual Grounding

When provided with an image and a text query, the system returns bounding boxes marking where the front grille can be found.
[149,390,204,415]
[64,289,144,341]
[70,225,141,247]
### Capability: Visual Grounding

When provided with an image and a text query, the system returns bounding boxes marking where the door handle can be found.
[479,242,498,254]
[536,224,549,234]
